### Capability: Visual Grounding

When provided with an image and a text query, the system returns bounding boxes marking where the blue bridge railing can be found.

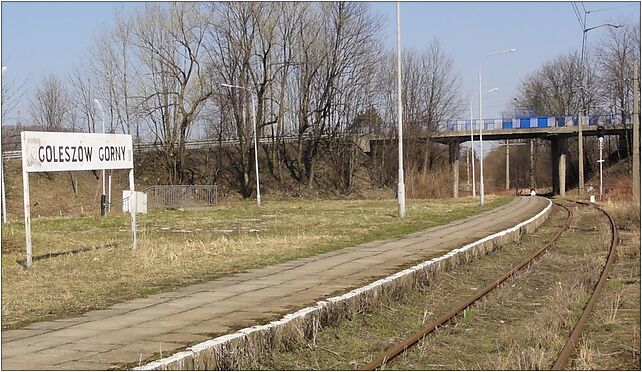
[444,114,632,132]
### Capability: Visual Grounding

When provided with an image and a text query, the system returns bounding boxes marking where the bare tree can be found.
[595,21,640,120]
[68,66,97,133]
[278,2,382,187]
[1,68,27,125]
[132,3,213,184]
[514,51,597,116]
[595,20,640,165]
[372,40,463,191]
[30,73,71,131]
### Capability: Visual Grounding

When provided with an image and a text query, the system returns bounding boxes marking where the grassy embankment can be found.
[2,195,512,330]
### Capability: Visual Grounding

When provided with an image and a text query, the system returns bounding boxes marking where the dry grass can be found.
[253,202,622,371]
[250,205,564,370]
[1,196,511,329]
[404,166,452,199]
[569,199,640,370]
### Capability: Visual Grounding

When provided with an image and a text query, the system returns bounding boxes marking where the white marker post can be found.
[20,131,136,270]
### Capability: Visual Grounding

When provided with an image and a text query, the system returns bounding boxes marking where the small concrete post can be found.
[449,141,460,198]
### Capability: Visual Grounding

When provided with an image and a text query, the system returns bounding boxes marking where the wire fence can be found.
[141,185,218,210]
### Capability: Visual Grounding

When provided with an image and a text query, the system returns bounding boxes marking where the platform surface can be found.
[1,197,548,370]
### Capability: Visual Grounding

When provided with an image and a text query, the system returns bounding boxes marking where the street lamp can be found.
[93,99,107,215]
[478,48,516,206]
[470,99,475,197]
[222,83,261,207]
[578,23,621,195]
[396,1,405,218]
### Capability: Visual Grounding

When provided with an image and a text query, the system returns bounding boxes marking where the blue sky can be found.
[1,1,640,127]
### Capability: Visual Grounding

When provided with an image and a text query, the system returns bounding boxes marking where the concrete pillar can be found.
[551,138,560,195]
[449,142,460,198]
[619,132,631,158]
[559,138,567,197]
[550,137,568,196]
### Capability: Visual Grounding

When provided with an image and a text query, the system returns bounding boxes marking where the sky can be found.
[1,1,640,128]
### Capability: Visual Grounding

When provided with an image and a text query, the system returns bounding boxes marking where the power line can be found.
[586,3,637,14]
[570,2,585,33]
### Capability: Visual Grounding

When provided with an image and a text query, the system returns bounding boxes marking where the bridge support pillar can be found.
[449,142,460,198]
[551,137,568,196]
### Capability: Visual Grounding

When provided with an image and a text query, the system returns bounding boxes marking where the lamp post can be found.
[93,99,107,215]
[470,100,475,197]
[1,66,7,224]
[578,23,621,195]
[396,1,405,218]
[222,83,261,207]
[478,45,511,207]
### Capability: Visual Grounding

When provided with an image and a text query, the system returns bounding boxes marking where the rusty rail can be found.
[552,200,619,370]
[360,202,573,371]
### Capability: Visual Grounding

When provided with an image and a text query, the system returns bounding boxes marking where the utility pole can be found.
[466,148,470,192]
[505,140,510,190]
[500,140,526,191]
[1,66,7,224]
[396,2,405,218]
[470,101,475,197]
[633,59,640,208]
[530,140,536,191]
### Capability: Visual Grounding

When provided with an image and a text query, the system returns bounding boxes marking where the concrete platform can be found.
[1,197,548,370]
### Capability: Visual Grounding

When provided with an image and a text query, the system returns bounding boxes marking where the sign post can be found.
[20,131,136,270]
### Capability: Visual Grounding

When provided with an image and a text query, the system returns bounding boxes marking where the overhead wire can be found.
[570,2,585,32]
[586,3,637,13]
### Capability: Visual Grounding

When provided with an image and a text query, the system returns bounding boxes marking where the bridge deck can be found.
[431,125,629,143]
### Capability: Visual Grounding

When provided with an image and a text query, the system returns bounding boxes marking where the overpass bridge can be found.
[361,114,633,197]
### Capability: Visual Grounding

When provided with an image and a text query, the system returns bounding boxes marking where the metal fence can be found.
[143,185,218,209]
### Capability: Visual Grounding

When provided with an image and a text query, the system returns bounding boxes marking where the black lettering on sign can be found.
[45,146,53,162]
[38,146,45,162]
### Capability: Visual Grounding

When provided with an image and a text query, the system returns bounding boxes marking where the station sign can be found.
[21,131,133,173]
[20,131,137,270]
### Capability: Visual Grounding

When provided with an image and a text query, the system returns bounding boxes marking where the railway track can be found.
[360,199,618,371]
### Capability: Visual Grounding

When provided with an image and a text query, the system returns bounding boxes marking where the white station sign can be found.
[19,131,138,270]
[21,131,133,173]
